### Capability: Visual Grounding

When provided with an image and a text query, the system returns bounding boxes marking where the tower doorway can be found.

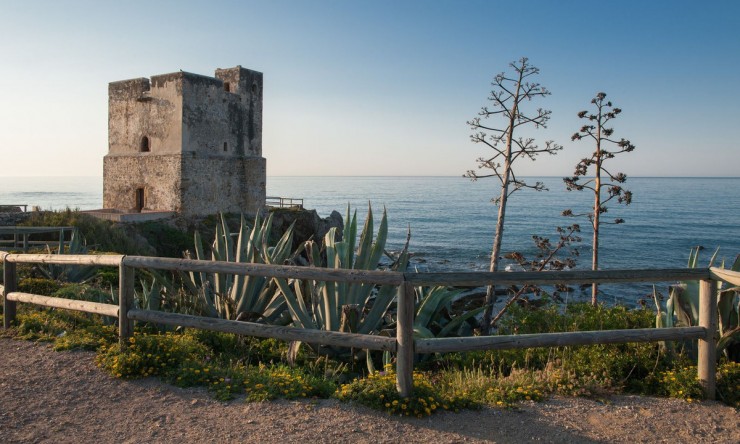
[135,188,145,212]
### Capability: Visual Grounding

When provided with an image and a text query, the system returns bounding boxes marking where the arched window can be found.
[140,136,150,152]
[223,82,231,92]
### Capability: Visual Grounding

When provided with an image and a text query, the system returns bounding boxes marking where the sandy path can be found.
[0,338,738,443]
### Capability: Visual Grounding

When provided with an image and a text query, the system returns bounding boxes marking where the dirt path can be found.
[0,338,738,443]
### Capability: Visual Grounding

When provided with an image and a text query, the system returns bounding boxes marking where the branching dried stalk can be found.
[465,57,562,334]
[563,92,635,305]
[491,224,581,326]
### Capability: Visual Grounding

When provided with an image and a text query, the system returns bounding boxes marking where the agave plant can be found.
[413,286,484,340]
[182,213,295,321]
[137,277,162,312]
[274,205,408,357]
[656,247,740,360]
[36,229,98,283]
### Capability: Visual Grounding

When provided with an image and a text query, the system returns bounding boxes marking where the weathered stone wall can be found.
[103,155,182,212]
[108,76,182,155]
[180,155,266,217]
[181,67,262,158]
[181,74,241,157]
[214,66,263,157]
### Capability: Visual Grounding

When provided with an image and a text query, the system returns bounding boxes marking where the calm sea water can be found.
[2,175,739,305]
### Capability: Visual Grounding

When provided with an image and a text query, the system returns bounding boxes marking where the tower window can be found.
[251,82,258,94]
[140,136,150,152]
[223,142,228,152]
[224,82,231,92]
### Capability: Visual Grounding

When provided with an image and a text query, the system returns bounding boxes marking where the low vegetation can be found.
[1,209,738,415]
[3,299,738,413]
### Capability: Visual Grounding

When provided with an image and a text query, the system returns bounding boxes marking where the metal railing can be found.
[265,196,304,209]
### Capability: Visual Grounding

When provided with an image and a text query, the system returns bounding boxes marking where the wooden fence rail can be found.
[2,250,738,400]
[0,227,76,253]
[0,204,28,212]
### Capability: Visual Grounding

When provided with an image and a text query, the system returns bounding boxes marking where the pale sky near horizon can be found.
[1,0,738,178]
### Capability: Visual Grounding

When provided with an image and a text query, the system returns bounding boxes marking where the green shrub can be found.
[14,307,99,340]
[244,364,335,402]
[136,221,192,258]
[657,366,704,402]
[53,283,114,303]
[430,302,676,400]
[15,309,70,340]
[54,324,117,351]
[93,330,335,402]
[560,342,668,392]
[21,209,152,254]
[18,278,62,295]
[717,361,740,408]
[497,302,654,335]
[96,332,209,379]
[91,269,119,288]
[336,366,478,417]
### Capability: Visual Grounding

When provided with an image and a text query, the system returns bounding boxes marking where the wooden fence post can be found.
[396,281,415,397]
[3,257,17,328]
[118,261,135,346]
[698,279,717,400]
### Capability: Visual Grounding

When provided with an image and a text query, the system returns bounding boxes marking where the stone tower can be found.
[103,66,266,217]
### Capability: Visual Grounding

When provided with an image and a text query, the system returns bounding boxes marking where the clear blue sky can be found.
[1,0,738,177]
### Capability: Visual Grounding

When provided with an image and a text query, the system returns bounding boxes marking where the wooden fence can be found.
[2,250,738,399]
[0,205,28,213]
[0,227,76,253]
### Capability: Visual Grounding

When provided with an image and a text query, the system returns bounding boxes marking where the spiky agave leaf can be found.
[437,306,485,337]
[415,287,460,329]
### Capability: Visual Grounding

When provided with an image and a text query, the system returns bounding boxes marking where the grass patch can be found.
[3,300,739,413]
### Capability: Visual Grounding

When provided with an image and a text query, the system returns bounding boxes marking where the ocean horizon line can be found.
[2,175,740,180]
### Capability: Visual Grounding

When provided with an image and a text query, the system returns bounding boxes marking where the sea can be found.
[1,175,739,306]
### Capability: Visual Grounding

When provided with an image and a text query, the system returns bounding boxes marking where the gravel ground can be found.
[1,338,738,443]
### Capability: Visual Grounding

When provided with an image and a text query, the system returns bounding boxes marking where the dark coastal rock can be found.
[268,207,343,251]
[0,211,31,226]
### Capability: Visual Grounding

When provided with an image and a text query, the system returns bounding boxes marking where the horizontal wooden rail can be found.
[5,254,124,267]
[416,326,707,354]
[0,227,75,235]
[128,309,397,352]
[709,267,740,287]
[6,292,119,317]
[405,268,710,287]
[122,256,404,286]
[0,240,62,246]
[0,204,28,212]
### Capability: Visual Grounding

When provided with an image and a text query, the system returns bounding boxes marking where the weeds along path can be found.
[0,337,738,443]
